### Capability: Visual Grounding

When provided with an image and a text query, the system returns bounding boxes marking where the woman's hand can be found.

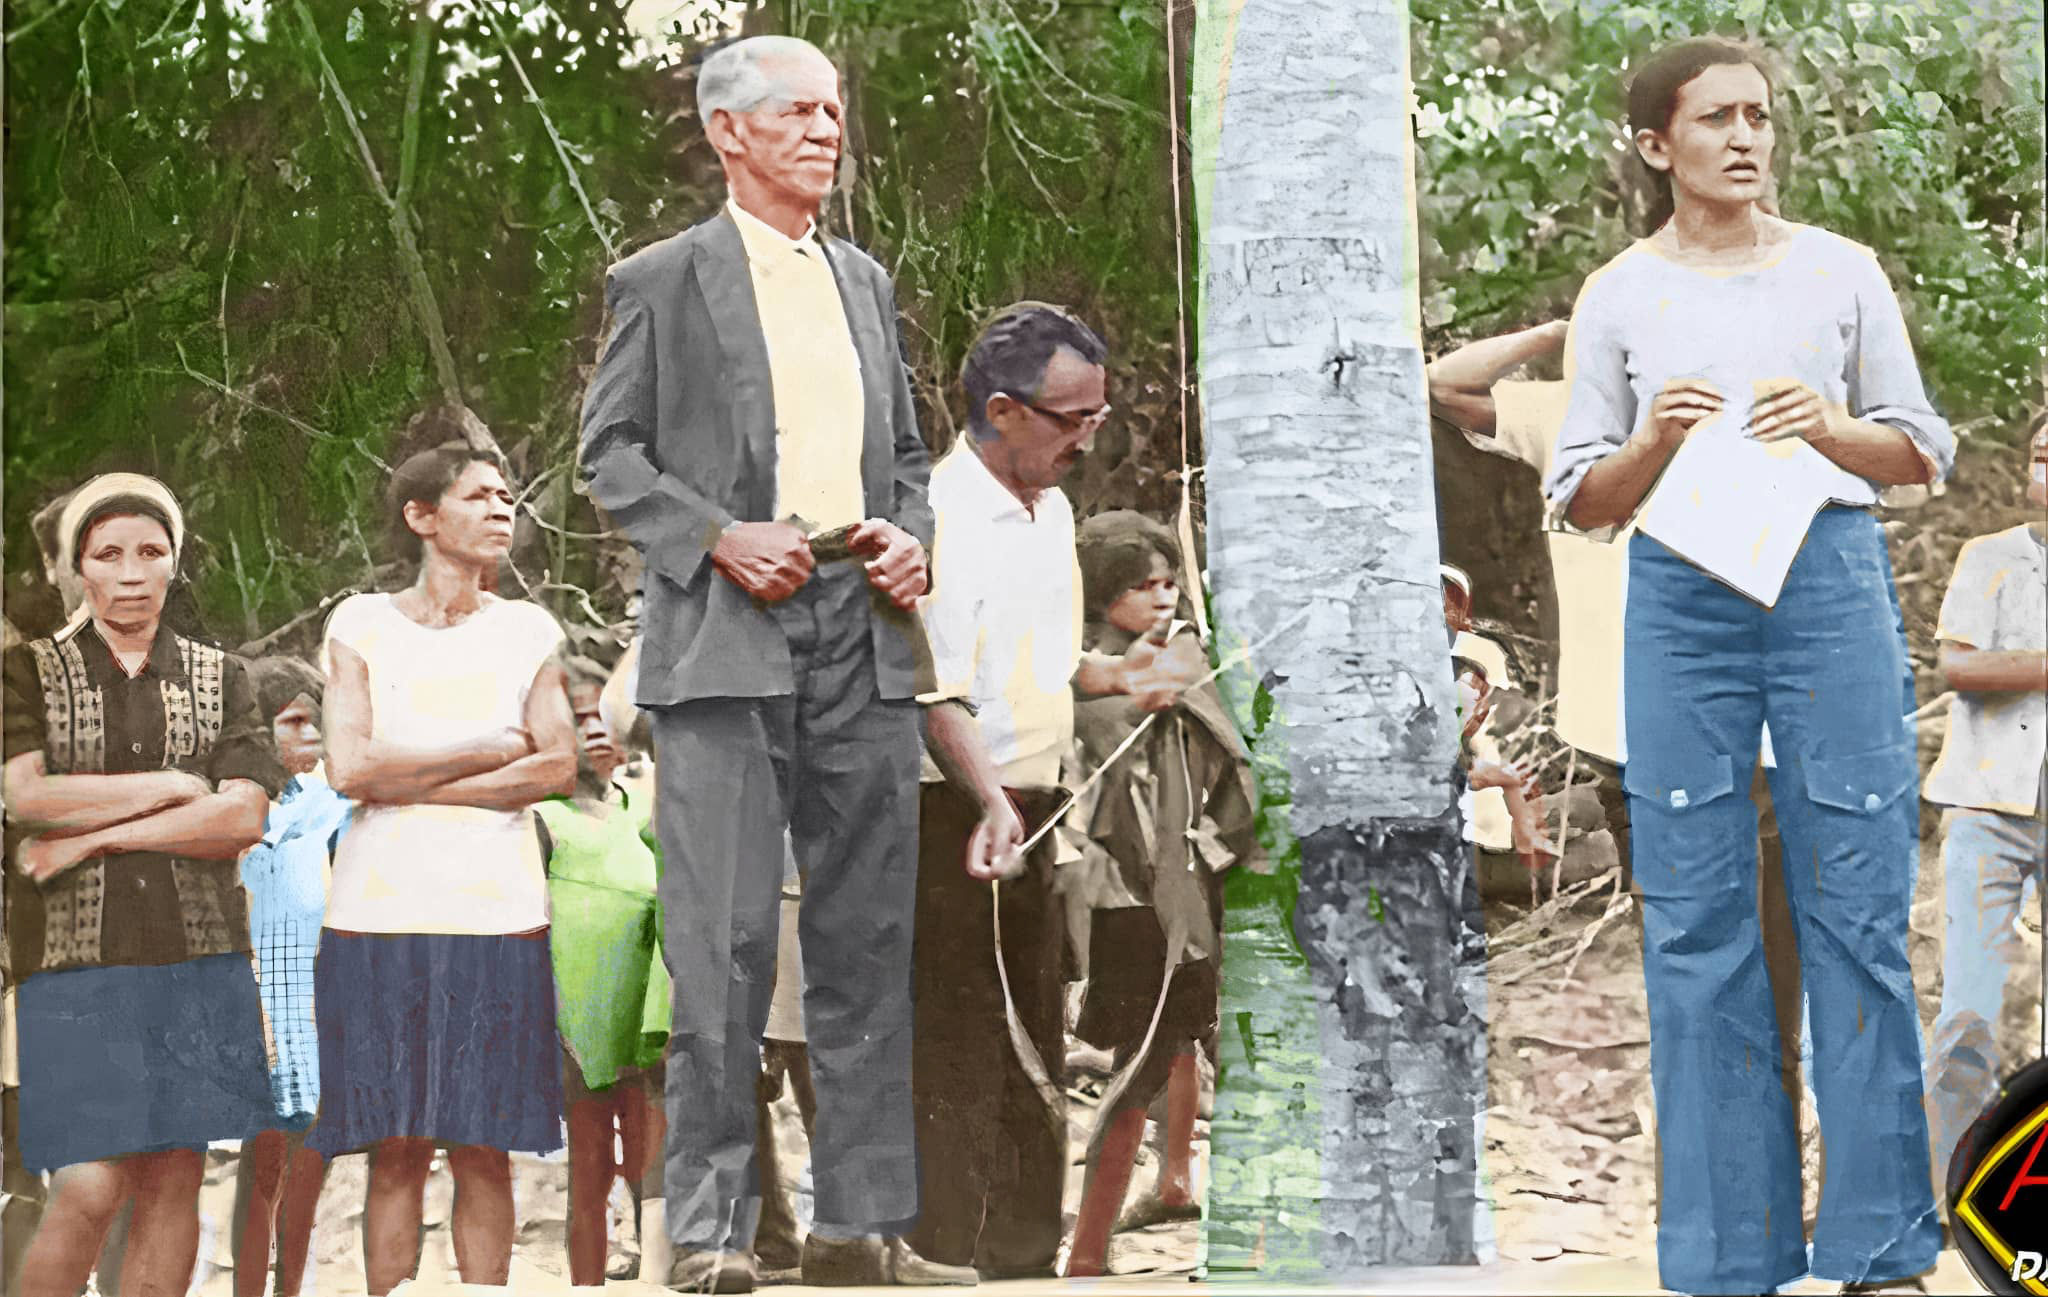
[16,832,92,883]
[1641,378,1725,449]
[1748,381,1844,444]
[487,726,537,766]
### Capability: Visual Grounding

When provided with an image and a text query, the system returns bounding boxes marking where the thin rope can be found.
[1163,0,1208,639]
[990,601,1317,1138]
[1015,601,1314,859]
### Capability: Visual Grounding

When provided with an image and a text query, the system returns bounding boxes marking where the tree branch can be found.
[292,0,464,402]
[239,585,364,658]
[396,3,434,208]
[468,0,616,263]
[4,0,84,46]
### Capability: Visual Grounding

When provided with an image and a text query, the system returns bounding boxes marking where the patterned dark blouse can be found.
[2,622,286,977]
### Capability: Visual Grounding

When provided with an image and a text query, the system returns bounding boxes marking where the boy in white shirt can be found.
[1922,413,2048,1190]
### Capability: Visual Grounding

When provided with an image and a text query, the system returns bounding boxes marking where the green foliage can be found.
[1411,0,2047,441]
[784,0,1191,518]
[4,0,1189,650]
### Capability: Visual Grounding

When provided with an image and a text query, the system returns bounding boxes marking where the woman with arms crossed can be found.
[1545,38,1951,1297]
[310,442,576,1294]
[3,475,285,1297]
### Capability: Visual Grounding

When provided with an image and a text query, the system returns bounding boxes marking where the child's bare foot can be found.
[1115,1185,1201,1231]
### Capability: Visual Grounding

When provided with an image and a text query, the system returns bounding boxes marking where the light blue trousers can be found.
[1624,509,1941,1295]
[1925,789,2046,1193]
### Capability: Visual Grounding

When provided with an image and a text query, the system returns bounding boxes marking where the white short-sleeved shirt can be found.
[1925,525,2047,815]
[322,593,565,934]
[917,438,1084,791]
[1484,381,1776,769]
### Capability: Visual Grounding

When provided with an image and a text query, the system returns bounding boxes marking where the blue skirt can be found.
[15,953,275,1172]
[307,929,564,1156]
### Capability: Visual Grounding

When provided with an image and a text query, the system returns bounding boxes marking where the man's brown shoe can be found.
[799,1235,978,1286]
[667,1247,756,1293]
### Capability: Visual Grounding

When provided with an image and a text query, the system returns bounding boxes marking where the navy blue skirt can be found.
[15,953,275,1172]
[307,930,564,1156]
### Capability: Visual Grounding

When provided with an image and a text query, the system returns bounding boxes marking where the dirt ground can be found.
[166,1027,1204,1295]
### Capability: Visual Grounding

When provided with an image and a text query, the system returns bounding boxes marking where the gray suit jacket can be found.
[578,211,935,706]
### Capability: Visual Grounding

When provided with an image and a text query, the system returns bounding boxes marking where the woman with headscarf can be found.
[2,473,285,1297]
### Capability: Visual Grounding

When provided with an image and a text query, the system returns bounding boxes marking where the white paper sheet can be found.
[1634,406,1851,608]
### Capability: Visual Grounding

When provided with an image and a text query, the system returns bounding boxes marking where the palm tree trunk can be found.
[1192,0,1488,1274]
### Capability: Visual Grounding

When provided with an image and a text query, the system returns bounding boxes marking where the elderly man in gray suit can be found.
[577,35,970,1293]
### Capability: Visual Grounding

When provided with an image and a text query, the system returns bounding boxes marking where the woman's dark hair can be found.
[961,302,1109,440]
[1625,37,1774,235]
[385,440,512,563]
[1076,509,1181,623]
[72,496,176,574]
[248,654,326,722]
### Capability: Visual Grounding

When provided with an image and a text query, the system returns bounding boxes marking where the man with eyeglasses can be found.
[577,33,965,1293]
[912,303,1191,1278]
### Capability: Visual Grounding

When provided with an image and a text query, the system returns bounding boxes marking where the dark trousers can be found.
[908,782,1067,1277]
[651,564,921,1251]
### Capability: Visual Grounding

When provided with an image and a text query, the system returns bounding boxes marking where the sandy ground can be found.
[168,1032,1204,1296]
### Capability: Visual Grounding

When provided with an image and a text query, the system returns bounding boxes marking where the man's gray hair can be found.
[697,35,830,124]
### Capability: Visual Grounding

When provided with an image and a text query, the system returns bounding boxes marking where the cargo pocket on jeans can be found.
[1802,740,1916,816]
[1624,752,1741,899]
[1624,751,1739,816]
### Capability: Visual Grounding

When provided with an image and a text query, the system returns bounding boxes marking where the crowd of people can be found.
[0,27,2040,1297]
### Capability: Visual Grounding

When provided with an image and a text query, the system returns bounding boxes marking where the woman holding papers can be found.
[1544,36,1952,1297]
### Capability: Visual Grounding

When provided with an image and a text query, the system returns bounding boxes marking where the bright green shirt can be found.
[539,789,671,1089]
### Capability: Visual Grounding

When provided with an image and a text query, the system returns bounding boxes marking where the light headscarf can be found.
[53,473,186,637]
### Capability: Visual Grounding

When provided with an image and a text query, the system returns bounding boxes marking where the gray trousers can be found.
[650,563,920,1251]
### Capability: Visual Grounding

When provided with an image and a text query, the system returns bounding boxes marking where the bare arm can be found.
[1426,320,1570,436]
[1788,416,1936,486]
[414,662,578,811]
[1564,376,1726,530]
[1939,641,2048,694]
[322,638,529,803]
[1073,651,1134,699]
[922,700,1009,816]
[922,700,1028,882]
[1566,432,1684,530]
[2,751,210,833]
[17,779,270,882]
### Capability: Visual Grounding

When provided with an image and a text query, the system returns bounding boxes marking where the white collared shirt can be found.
[727,197,866,532]
[917,437,1084,790]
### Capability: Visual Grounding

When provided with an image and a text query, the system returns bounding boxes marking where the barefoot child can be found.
[1062,512,1261,1278]
[1923,413,2048,1189]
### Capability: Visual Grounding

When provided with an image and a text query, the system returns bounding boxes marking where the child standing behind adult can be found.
[230,656,351,1297]
[539,662,670,1288]
[1062,511,1259,1278]
[1922,413,2048,1195]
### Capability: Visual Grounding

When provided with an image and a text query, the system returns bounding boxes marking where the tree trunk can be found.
[1192,0,1488,1276]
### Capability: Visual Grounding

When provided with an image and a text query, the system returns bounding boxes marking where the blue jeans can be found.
[1625,508,1940,1294]
[1925,792,2046,1192]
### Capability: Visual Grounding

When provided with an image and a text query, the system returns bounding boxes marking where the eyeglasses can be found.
[1003,395,1112,436]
